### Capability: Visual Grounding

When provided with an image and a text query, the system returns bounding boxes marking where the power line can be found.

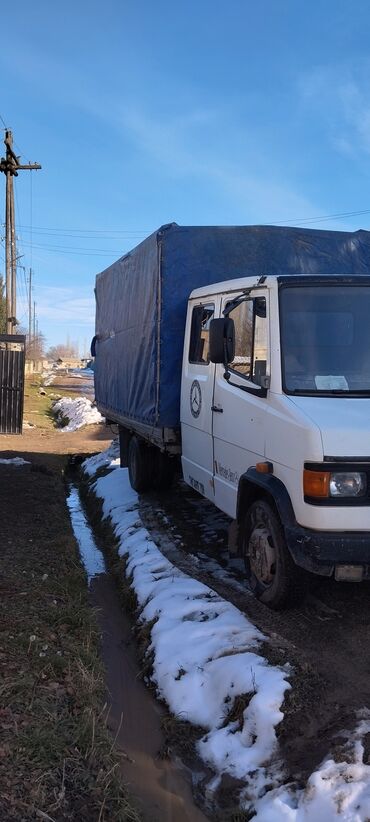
[20,241,121,257]
[13,207,370,237]
[16,223,149,237]
[0,112,7,129]
[30,171,33,269]
[20,239,126,252]
[14,183,29,322]
[18,229,148,241]
[270,208,370,226]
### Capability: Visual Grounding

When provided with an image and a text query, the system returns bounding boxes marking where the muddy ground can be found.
[139,479,370,783]
[2,371,370,817]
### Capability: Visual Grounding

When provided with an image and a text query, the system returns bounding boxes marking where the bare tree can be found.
[46,342,79,361]
[27,333,46,360]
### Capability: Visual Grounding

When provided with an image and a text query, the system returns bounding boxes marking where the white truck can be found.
[93,223,370,608]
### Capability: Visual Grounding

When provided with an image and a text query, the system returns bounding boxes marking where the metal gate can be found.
[0,335,26,434]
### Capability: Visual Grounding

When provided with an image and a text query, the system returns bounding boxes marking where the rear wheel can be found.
[118,425,130,468]
[128,436,154,493]
[242,499,307,609]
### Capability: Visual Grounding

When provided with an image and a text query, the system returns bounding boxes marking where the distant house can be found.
[55,358,83,369]
[25,358,49,375]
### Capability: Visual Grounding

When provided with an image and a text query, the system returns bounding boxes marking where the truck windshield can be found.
[280,284,370,395]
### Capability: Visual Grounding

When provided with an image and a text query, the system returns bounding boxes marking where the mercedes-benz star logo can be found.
[190,380,202,418]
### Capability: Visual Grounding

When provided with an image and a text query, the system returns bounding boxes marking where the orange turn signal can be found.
[303,469,330,498]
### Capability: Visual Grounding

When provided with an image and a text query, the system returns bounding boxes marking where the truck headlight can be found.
[304,469,367,498]
[329,472,366,497]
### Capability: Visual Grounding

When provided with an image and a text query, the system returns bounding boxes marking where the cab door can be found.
[181,298,219,502]
[212,292,269,517]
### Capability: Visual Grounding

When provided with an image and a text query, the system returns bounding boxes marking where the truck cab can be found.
[181,274,370,608]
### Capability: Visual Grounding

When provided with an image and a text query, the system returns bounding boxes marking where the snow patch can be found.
[83,441,120,476]
[88,463,290,803]
[253,716,370,821]
[0,457,30,466]
[42,371,55,386]
[53,396,103,431]
[83,446,370,819]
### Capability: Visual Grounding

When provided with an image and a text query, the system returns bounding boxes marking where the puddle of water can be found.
[67,485,106,581]
[67,482,208,822]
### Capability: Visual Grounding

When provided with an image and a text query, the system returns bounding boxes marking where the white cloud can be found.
[116,105,352,228]
[0,38,335,225]
[36,286,95,324]
[299,63,370,157]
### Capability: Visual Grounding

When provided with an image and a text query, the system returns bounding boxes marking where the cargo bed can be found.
[94,222,370,438]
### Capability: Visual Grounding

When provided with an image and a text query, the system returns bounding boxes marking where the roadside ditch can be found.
[71,458,293,821]
[69,455,295,819]
[66,474,211,822]
[69,450,370,821]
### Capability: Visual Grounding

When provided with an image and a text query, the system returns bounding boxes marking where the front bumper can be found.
[285,523,370,577]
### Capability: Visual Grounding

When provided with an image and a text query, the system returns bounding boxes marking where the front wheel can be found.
[242,499,307,609]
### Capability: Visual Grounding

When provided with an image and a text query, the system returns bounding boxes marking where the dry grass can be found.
[222,693,253,731]
[0,459,140,822]
[23,374,72,432]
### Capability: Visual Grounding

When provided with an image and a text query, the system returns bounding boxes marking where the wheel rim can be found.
[248,523,276,588]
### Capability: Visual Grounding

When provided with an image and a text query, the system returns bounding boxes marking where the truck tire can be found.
[119,425,130,467]
[152,451,175,491]
[242,499,307,610]
[128,436,154,493]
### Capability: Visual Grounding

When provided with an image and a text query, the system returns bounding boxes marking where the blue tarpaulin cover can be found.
[94,223,370,429]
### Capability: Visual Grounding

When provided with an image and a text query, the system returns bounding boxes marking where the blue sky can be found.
[1,0,370,351]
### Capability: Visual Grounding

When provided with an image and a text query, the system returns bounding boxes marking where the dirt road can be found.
[1,371,111,468]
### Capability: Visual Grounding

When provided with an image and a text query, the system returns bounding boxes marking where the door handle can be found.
[211,405,223,413]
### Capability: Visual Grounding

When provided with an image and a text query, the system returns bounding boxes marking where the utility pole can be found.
[28,268,32,343]
[5,169,12,333]
[0,129,41,333]
[33,300,36,341]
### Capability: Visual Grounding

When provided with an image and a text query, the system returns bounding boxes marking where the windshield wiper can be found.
[223,291,251,316]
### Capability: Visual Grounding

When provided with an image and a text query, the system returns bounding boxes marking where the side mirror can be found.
[209,318,235,364]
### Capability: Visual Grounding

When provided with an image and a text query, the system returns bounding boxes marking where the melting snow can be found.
[253,715,370,821]
[83,441,120,476]
[53,396,103,431]
[87,461,290,805]
[83,448,370,819]
[0,457,30,466]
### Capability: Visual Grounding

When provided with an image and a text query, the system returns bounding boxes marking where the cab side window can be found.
[189,304,215,364]
[227,297,267,386]
[228,300,254,378]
